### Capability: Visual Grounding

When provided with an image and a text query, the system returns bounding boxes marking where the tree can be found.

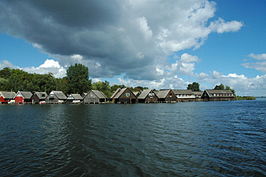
[66,64,91,94]
[187,82,200,91]
[92,81,112,97]
[214,84,225,90]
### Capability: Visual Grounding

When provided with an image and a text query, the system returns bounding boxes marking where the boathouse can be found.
[46,91,67,104]
[155,89,177,103]
[15,91,33,104]
[174,90,195,102]
[83,90,107,104]
[31,92,47,104]
[111,88,137,104]
[202,89,235,101]
[192,91,203,101]
[138,89,158,103]
[0,91,16,104]
[66,94,83,104]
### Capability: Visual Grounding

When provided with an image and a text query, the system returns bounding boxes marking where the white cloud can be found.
[0,59,66,78]
[249,53,266,60]
[242,53,266,72]
[0,0,243,80]
[0,60,15,69]
[180,53,199,63]
[209,18,243,33]
[23,59,66,78]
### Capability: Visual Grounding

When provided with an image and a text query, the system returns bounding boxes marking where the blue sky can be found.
[0,0,265,96]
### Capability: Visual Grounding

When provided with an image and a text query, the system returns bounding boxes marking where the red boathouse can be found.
[15,91,33,104]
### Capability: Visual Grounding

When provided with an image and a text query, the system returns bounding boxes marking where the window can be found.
[125,93,130,97]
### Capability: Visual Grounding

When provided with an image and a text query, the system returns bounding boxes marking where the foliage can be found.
[236,96,256,100]
[187,82,200,91]
[66,64,91,94]
[92,81,112,97]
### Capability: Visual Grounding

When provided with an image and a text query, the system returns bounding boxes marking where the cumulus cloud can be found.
[0,60,15,69]
[209,18,243,33]
[0,0,243,80]
[0,59,66,78]
[242,53,266,72]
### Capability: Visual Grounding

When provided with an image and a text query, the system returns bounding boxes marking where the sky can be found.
[0,0,265,96]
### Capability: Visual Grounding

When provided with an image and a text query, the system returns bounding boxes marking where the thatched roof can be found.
[17,91,33,99]
[67,94,83,100]
[50,91,67,99]
[155,90,171,99]
[0,91,16,99]
[205,89,234,97]
[34,92,48,99]
[91,90,107,99]
[138,89,152,99]
[173,90,193,95]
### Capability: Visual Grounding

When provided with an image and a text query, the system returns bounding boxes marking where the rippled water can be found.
[0,100,265,177]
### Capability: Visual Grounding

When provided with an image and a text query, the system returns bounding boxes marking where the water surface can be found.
[0,100,265,176]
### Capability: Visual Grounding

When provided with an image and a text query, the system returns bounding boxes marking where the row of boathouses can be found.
[0,88,235,104]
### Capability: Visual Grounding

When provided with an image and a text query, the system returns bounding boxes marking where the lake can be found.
[0,100,265,177]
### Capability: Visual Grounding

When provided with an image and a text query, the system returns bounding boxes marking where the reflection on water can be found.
[0,100,265,176]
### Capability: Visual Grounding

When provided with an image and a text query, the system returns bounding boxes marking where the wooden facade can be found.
[111,88,137,104]
[46,91,67,104]
[83,90,107,104]
[202,89,235,101]
[31,92,47,104]
[138,89,158,103]
[174,90,195,102]
[155,90,177,103]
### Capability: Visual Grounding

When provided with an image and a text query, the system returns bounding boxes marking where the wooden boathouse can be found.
[111,88,137,104]
[83,90,107,104]
[138,89,158,103]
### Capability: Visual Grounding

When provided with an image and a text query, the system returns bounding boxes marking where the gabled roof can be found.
[17,91,33,99]
[91,90,107,99]
[173,90,193,95]
[0,91,16,99]
[50,91,67,100]
[34,92,47,99]
[114,88,128,99]
[138,89,154,99]
[205,89,234,97]
[67,94,83,100]
[113,88,136,99]
[155,90,171,99]
[111,88,121,99]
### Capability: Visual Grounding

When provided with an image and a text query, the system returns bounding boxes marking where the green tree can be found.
[187,82,200,91]
[66,64,91,94]
[214,84,225,90]
[92,81,112,97]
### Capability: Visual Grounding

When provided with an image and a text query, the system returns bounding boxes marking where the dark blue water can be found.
[0,100,265,177]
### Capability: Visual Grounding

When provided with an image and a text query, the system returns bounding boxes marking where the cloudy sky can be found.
[0,0,265,96]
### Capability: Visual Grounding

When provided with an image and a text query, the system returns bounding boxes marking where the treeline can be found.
[187,82,235,95]
[0,64,147,97]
